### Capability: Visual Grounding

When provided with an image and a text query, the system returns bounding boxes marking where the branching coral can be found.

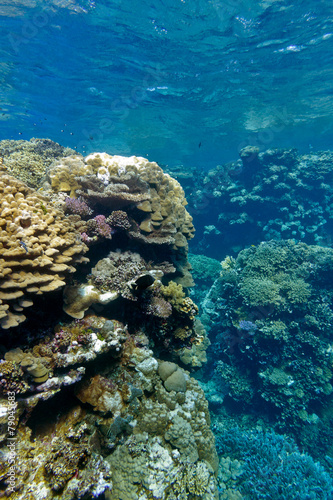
[0,138,77,188]
[215,426,333,499]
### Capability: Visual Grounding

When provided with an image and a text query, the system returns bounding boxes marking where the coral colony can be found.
[0,139,332,499]
[0,140,218,499]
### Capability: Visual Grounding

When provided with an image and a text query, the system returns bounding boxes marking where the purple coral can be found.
[65,197,93,217]
[80,232,96,244]
[238,320,257,335]
[93,215,113,239]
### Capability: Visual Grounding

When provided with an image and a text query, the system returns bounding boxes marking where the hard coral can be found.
[107,210,131,231]
[205,240,333,427]
[48,153,195,249]
[0,138,77,189]
[46,155,93,197]
[0,173,89,329]
[0,360,29,395]
[91,250,164,301]
[64,196,93,217]
[189,147,333,256]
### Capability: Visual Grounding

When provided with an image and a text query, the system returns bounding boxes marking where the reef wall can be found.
[0,140,217,499]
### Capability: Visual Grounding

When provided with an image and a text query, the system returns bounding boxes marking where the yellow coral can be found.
[221,255,236,273]
[0,360,15,375]
[174,326,191,340]
[0,173,89,329]
[48,153,195,249]
[47,155,94,197]
[160,281,185,307]
[179,297,199,319]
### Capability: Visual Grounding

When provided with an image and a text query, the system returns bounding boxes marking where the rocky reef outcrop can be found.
[0,140,215,499]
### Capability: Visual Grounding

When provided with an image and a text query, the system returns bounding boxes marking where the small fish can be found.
[19,241,29,253]
[131,274,155,291]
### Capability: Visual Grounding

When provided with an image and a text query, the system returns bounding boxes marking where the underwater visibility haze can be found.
[1,1,333,499]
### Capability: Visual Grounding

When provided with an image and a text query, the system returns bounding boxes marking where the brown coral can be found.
[0,173,89,329]
[107,210,131,231]
[47,153,195,249]
[0,138,77,189]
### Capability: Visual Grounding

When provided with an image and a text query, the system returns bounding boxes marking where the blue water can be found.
[1,0,333,170]
[2,2,333,497]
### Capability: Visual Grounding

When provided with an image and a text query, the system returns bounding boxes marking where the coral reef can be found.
[63,255,203,359]
[0,145,202,357]
[181,147,333,258]
[0,141,213,499]
[215,424,333,499]
[188,253,221,284]
[201,240,333,432]
[0,138,76,189]
[105,351,219,499]
[0,342,219,499]
[45,152,195,250]
[0,172,88,329]
[0,315,126,398]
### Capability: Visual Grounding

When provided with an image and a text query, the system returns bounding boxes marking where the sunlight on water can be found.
[0,0,332,167]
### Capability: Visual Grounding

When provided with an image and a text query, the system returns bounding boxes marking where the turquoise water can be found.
[1,2,333,499]
[1,0,333,169]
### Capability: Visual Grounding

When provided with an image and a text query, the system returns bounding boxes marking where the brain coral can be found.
[0,172,88,329]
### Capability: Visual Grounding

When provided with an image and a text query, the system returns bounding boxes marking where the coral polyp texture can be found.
[202,240,333,429]
[0,141,215,499]
[46,152,195,249]
[0,138,77,189]
[0,171,88,329]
